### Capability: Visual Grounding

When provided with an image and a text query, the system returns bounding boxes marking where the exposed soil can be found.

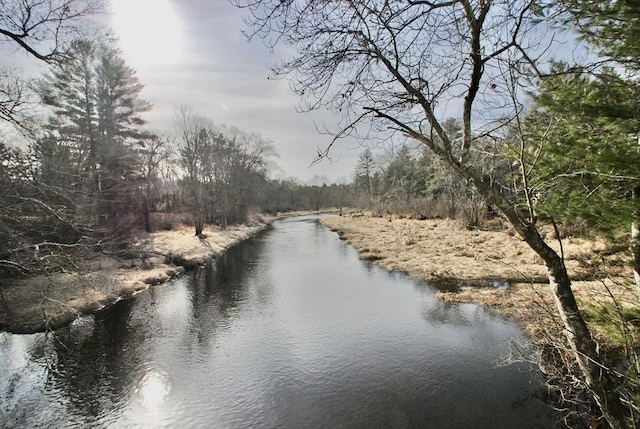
[0,217,274,333]
[321,214,639,346]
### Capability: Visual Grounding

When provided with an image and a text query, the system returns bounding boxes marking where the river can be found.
[0,215,561,428]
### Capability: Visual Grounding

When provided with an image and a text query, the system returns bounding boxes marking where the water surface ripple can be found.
[0,215,561,428]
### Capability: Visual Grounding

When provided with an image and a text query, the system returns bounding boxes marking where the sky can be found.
[108,0,363,183]
[2,0,584,183]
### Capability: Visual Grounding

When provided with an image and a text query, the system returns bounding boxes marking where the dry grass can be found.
[0,217,274,333]
[321,214,637,348]
[322,215,607,284]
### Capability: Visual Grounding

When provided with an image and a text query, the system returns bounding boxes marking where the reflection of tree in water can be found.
[420,300,482,327]
[190,234,270,346]
[49,299,140,424]
[0,333,55,426]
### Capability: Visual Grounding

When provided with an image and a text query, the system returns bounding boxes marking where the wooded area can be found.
[1,0,639,427]
[0,1,349,278]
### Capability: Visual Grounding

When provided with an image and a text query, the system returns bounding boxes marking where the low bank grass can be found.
[1,216,274,333]
[320,213,639,356]
[578,281,640,352]
[321,213,640,422]
[585,304,640,356]
[322,213,609,286]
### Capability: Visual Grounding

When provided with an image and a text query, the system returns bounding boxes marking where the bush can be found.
[150,212,190,232]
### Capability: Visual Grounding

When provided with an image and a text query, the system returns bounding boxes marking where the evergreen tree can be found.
[558,0,640,289]
[379,144,429,212]
[525,67,640,284]
[35,39,151,227]
[560,0,640,71]
[354,148,375,208]
[37,39,98,191]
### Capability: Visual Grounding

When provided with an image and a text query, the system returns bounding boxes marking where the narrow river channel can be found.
[0,215,562,428]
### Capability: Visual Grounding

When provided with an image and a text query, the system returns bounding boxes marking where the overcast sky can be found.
[3,0,583,183]
[107,0,364,183]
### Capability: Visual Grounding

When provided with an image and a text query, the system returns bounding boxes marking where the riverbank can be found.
[0,215,274,334]
[320,214,639,348]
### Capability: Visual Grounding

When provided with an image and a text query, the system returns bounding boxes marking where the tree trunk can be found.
[144,177,153,233]
[194,218,203,237]
[142,194,152,234]
[142,201,151,233]
[460,168,630,428]
[522,224,630,429]
[631,185,640,292]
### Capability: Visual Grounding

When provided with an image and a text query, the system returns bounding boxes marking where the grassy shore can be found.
[321,214,639,350]
[3,211,637,348]
[0,216,274,334]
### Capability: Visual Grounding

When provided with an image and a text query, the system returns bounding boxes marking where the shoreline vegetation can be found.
[3,211,637,343]
[3,210,638,423]
[320,214,639,352]
[0,214,278,334]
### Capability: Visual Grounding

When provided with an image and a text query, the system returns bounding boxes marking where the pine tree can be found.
[526,66,640,287]
[526,68,640,231]
[559,0,640,289]
[561,0,640,71]
[354,148,375,208]
[37,39,98,191]
[36,39,151,227]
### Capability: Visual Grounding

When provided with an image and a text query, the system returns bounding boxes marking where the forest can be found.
[1,0,640,427]
[0,35,352,276]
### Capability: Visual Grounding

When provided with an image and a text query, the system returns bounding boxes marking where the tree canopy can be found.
[560,0,640,71]
[524,67,640,235]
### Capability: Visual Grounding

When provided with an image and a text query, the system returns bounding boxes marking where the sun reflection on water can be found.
[137,370,171,410]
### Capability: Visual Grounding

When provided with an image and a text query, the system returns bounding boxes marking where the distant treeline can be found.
[0,38,351,277]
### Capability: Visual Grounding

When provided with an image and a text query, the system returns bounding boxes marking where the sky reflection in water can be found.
[0,215,562,428]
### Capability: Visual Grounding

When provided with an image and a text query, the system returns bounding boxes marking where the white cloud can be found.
[110,0,361,182]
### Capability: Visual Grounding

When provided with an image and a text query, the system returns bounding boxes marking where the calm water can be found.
[0,215,561,428]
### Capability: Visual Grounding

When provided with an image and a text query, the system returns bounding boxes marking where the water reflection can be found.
[137,370,170,411]
[0,215,563,428]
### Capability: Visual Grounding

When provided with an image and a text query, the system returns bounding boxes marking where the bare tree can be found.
[0,0,104,62]
[0,0,104,130]
[174,107,212,236]
[139,133,172,233]
[237,1,631,427]
[0,67,36,130]
[174,108,279,233]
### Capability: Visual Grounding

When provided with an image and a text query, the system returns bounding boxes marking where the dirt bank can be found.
[0,217,273,334]
[320,214,638,346]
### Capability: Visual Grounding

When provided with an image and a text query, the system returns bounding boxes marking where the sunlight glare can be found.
[137,371,171,410]
[111,0,185,67]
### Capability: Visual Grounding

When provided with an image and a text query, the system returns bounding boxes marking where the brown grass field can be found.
[2,211,638,351]
[0,217,273,333]
[321,214,639,349]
